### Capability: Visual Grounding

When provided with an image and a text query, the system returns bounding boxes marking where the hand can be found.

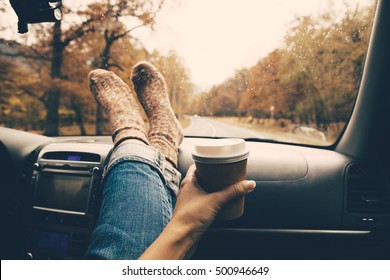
[171,164,256,239]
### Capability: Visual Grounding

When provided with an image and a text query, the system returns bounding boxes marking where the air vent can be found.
[346,164,390,214]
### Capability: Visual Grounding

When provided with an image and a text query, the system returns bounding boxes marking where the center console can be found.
[22,142,112,259]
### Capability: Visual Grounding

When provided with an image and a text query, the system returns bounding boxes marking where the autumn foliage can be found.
[190,4,375,137]
[0,0,190,135]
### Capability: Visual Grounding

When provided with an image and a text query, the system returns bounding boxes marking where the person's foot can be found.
[89,69,149,147]
[131,62,183,168]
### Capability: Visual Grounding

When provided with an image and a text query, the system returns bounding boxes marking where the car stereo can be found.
[22,142,112,259]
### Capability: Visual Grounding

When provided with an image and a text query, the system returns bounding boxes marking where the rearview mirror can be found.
[9,0,62,34]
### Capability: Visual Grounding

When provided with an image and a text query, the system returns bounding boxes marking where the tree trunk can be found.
[96,105,105,135]
[95,35,113,134]
[72,102,86,136]
[44,88,61,135]
[101,40,111,69]
[44,21,63,136]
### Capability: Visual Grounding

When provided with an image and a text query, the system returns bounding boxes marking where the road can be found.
[184,116,265,139]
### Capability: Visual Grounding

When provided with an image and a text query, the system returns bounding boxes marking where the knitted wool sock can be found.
[88,69,149,147]
[131,62,183,168]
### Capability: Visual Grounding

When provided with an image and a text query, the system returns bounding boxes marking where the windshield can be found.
[0,0,377,146]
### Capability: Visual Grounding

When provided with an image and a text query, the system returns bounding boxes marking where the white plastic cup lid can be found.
[192,138,249,164]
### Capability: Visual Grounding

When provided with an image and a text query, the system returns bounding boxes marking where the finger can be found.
[180,164,198,187]
[182,164,195,179]
[186,164,197,177]
[214,180,256,205]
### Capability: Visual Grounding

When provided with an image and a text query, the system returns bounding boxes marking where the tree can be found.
[86,0,167,134]
[151,50,193,119]
[239,50,287,121]
[192,68,249,117]
[0,54,45,131]
[284,4,375,127]
[1,0,170,135]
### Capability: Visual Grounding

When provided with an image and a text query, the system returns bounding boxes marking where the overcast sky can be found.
[132,0,375,90]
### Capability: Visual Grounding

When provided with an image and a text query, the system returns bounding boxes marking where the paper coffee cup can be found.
[192,138,249,221]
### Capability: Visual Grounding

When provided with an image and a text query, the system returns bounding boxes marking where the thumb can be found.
[215,180,256,206]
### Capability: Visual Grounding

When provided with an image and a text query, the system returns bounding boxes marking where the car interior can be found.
[1,0,390,260]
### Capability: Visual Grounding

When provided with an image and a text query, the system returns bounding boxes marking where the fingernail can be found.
[245,180,256,191]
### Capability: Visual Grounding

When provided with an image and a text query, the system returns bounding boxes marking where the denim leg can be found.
[85,140,181,259]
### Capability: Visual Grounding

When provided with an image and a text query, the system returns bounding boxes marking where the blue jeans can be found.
[85,140,181,259]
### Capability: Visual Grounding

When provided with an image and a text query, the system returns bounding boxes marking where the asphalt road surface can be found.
[184,116,265,139]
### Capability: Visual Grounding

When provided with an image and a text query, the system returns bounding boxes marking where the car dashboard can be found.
[0,127,389,260]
